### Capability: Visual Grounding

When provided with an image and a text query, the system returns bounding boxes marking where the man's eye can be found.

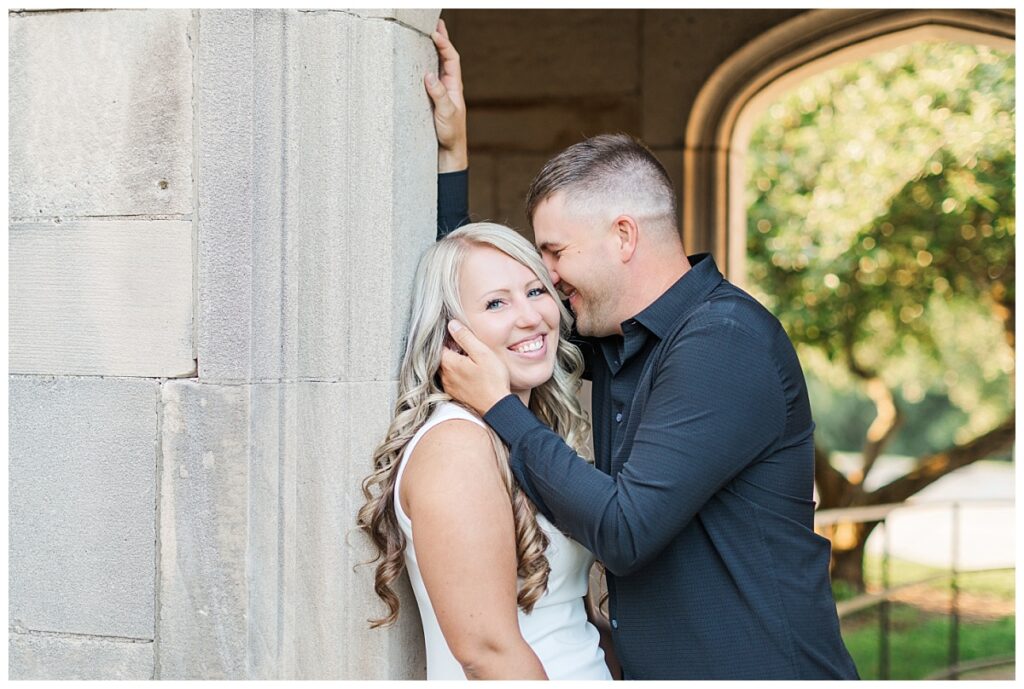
[528,287,548,298]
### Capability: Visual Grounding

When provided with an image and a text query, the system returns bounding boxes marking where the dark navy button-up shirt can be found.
[437,172,858,680]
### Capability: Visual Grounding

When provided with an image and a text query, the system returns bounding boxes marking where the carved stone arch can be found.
[682,8,1014,282]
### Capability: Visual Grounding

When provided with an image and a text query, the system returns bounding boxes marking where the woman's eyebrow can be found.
[479,279,542,299]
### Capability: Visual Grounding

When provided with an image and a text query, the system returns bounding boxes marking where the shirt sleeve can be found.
[484,316,787,576]
[437,169,469,239]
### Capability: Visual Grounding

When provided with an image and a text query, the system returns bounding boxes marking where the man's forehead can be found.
[532,195,578,247]
[534,228,567,251]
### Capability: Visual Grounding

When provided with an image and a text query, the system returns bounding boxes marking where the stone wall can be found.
[441,8,804,240]
[9,7,439,679]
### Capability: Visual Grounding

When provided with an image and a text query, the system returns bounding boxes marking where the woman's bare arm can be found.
[401,418,547,680]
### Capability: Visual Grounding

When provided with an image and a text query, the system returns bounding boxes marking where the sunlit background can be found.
[746,41,1015,680]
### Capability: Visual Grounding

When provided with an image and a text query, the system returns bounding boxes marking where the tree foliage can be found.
[745,41,1015,588]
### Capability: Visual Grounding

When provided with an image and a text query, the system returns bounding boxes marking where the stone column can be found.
[157,9,439,680]
[10,7,439,680]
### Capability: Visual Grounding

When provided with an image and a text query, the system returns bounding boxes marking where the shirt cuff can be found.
[483,394,545,448]
[437,168,469,236]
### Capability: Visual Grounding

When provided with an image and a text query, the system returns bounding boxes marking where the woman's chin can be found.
[510,369,556,397]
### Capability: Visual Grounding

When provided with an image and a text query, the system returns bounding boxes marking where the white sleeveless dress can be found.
[394,401,612,680]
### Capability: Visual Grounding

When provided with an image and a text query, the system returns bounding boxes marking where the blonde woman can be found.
[357,223,614,680]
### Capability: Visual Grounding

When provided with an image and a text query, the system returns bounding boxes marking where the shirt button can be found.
[613,359,620,366]
[611,619,619,629]
[615,412,623,423]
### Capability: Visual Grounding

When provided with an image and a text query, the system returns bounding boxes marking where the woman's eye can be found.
[527,286,548,298]
[485,299,503,311]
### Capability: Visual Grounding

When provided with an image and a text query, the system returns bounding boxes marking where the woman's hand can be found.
[424,18,468,172]
[440,320,511,416]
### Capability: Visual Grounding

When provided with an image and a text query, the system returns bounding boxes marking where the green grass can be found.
[842,605,1015,679]
[838,556,1015,679]
[863,554,1015,599]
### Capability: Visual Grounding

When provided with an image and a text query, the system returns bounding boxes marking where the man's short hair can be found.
[525,133,679,235]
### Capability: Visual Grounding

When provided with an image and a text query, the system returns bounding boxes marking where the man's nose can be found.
[542,257,560,287]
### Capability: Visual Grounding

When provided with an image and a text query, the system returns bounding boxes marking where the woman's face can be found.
[457,244,561,403]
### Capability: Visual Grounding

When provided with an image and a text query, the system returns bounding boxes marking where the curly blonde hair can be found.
[356,222,590,628]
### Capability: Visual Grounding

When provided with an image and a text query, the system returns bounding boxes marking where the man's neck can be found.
[614,254,692,333]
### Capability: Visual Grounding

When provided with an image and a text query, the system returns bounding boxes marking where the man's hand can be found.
[424,19,467,173]
[440,321,511,416]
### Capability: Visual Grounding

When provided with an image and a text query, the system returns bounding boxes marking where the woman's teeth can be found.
[511,336,544,353]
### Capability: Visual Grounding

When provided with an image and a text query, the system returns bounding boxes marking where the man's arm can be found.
[444,316,786,576]
[438,169,469,239]
[425,19,466,173]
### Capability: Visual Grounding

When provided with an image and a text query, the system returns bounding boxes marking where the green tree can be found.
[746,42,1015,589]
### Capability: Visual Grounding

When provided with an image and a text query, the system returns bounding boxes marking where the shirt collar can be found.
[627,253,724,339]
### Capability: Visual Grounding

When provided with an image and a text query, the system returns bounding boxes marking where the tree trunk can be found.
[829,520,881,592]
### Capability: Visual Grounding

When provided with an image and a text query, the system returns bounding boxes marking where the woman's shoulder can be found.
[405,401,493,474]
[425,400,486,429]
[401,402,502,514]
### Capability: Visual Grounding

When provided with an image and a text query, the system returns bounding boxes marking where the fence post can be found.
[880,518,891,680]
[950,502,961,679]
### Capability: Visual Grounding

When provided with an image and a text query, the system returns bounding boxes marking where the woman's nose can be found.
[515,301,544,327]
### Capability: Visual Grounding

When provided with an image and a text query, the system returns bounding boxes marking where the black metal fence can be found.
[816,499,1015,680]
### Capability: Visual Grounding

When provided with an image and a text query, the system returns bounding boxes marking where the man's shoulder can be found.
[681,281,782,339]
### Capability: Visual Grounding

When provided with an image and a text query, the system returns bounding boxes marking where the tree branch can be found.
[860,377,904,481]
[989,281,1015,351]
[814,441,852,509]
[841,333,902,484]
[867,411,1015,506]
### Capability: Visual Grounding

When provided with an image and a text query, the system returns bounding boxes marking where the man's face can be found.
[532,192,621,337]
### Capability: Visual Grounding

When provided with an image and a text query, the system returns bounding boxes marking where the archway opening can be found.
[734,30,1014,677]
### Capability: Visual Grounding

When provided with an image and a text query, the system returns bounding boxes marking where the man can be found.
[424,20,858,681]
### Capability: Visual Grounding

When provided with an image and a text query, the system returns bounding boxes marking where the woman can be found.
[357,223,613,680]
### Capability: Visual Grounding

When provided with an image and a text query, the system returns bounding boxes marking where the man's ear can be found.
[612,214,640,263]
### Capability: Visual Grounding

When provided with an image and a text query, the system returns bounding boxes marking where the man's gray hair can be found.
[525,133,679,235]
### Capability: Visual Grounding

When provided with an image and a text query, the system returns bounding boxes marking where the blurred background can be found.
[744,41,1015,680]
[446,8,1015,680]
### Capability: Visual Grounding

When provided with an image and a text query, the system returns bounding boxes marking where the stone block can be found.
[9,9,193,217]
[197,10,436,383]
[193,9,257,382]
[446,9,640,100]
[158,380,250,679]
[9,220,195,378]
[469,100,640,153]
[9,633,154,680]
[395,9,442,35]
[347,9,441,35]
[9,376,158,640]
[158,379,426,679]
[642,9,805,147]
[287,381,425,679]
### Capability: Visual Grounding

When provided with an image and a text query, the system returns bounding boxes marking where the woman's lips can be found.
[508,333,547,358]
